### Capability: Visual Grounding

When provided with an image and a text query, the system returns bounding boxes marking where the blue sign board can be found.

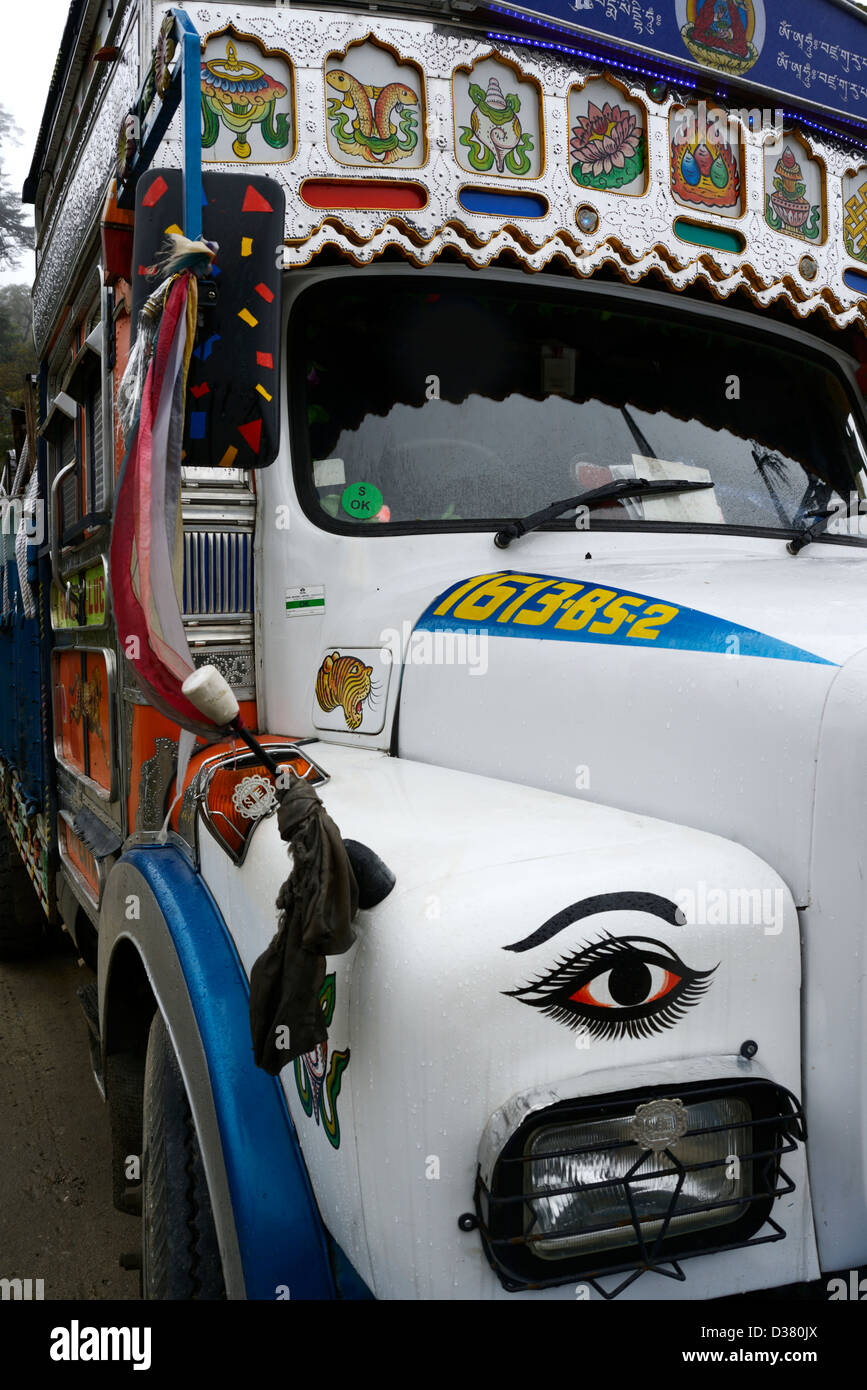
[489,0,867,129]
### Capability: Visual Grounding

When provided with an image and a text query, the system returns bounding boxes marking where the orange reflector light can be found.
[197,747,328,864]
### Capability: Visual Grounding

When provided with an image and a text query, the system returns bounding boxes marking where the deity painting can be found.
[677,0,764,76]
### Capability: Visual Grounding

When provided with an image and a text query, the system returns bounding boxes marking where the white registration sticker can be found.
[285,585,325,617]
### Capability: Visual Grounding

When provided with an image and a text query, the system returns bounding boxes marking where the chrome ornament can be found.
[576,204,600,233]
[627,1097,689,1152]
[231,773,279,820]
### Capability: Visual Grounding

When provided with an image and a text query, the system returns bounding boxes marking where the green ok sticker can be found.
[341,481,383,519]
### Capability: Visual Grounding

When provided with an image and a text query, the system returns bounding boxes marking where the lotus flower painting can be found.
[570,91,646,192]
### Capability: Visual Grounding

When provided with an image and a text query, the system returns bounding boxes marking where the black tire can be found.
[0,818,48,960]
[141,1010,226,1299]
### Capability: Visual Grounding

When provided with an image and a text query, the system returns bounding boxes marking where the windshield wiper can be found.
[494,477,715,549]
[786,509,839,555]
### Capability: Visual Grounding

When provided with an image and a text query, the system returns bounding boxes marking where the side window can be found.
[57,307,109,543]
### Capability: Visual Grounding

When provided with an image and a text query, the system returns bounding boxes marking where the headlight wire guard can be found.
[473,1077,805,1299]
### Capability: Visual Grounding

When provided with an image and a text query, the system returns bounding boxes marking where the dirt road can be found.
[0,938,139,1300]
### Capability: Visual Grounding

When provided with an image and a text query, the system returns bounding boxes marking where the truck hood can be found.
[396,540,867,904]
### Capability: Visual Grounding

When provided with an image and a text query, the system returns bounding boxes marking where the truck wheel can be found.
[0,820,48,960]
[141,1010,226,1299]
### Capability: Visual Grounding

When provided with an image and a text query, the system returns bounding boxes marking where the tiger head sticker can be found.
[315,651,374,730]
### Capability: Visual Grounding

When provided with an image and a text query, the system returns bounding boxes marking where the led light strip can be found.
[488,4,867,144]
[487,6,698,88]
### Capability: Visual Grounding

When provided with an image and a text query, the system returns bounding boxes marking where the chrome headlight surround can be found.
[474,1077,804,1298]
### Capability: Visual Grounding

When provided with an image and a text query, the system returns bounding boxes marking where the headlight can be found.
[474,1078,804,1295]
[526,1096,751,1260]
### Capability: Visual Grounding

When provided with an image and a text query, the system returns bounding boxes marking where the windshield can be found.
[290,275,867,538]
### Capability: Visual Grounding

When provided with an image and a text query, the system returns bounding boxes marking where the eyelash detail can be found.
[503,933,717,1040]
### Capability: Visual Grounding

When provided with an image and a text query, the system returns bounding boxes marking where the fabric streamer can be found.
[110,234,223,737]
[249,779,359,1071]
[16,465,38,621]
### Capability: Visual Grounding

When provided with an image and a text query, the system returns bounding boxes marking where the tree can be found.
[0,105,36,461]
[0,284,36,460]
[0,106,33,270]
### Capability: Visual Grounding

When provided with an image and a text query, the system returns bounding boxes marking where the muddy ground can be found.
[0,937,139,1299]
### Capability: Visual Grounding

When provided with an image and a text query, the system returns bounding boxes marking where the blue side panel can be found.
[0,560,47,814]
[122,846,336,1301]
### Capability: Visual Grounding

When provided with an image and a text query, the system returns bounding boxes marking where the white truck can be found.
[4,0,867,1300]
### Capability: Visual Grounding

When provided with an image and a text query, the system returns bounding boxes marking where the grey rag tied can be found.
[248,778,358,1073]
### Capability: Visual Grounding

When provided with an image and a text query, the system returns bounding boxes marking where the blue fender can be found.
[121,846,337,1300]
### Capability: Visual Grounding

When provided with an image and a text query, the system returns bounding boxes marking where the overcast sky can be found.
[0,0,72,287]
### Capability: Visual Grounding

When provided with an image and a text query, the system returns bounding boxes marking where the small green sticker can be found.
[341,481,383,519]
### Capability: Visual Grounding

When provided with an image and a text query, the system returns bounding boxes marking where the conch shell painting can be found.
[457,69,537,177]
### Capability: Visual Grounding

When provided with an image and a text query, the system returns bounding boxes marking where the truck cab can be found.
[7,0,867,1300]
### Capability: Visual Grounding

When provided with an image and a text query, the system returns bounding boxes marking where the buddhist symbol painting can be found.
[843,171,867,264]
[325,40,425,169]
[670,104,742,217]
[454,58,542,179]
[569,80,647,195]
[676,0,765,77]
[764,137,823,243]
[200,30,294,162]
[294,975,350,1150]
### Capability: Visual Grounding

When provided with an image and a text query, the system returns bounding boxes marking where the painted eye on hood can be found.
[503,934,717,1040]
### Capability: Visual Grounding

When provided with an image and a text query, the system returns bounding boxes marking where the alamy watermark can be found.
[672,99,784,146]
[379,621,488,675]
[0,1276,44,1300]
[676,883,785,936]
[824,493,867,537]
[0,499,44,545]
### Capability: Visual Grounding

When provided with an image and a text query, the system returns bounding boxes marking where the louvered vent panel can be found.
[182,530,254,618]
[91,385,105,512]
[60,422,77,531]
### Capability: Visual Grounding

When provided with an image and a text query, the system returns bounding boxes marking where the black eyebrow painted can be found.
[502,892,685,953]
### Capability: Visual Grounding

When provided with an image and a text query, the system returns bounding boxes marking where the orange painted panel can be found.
[63,820,99,898]
[127,698,259,832]
[84,650,112,791]
[54,651,85,774]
